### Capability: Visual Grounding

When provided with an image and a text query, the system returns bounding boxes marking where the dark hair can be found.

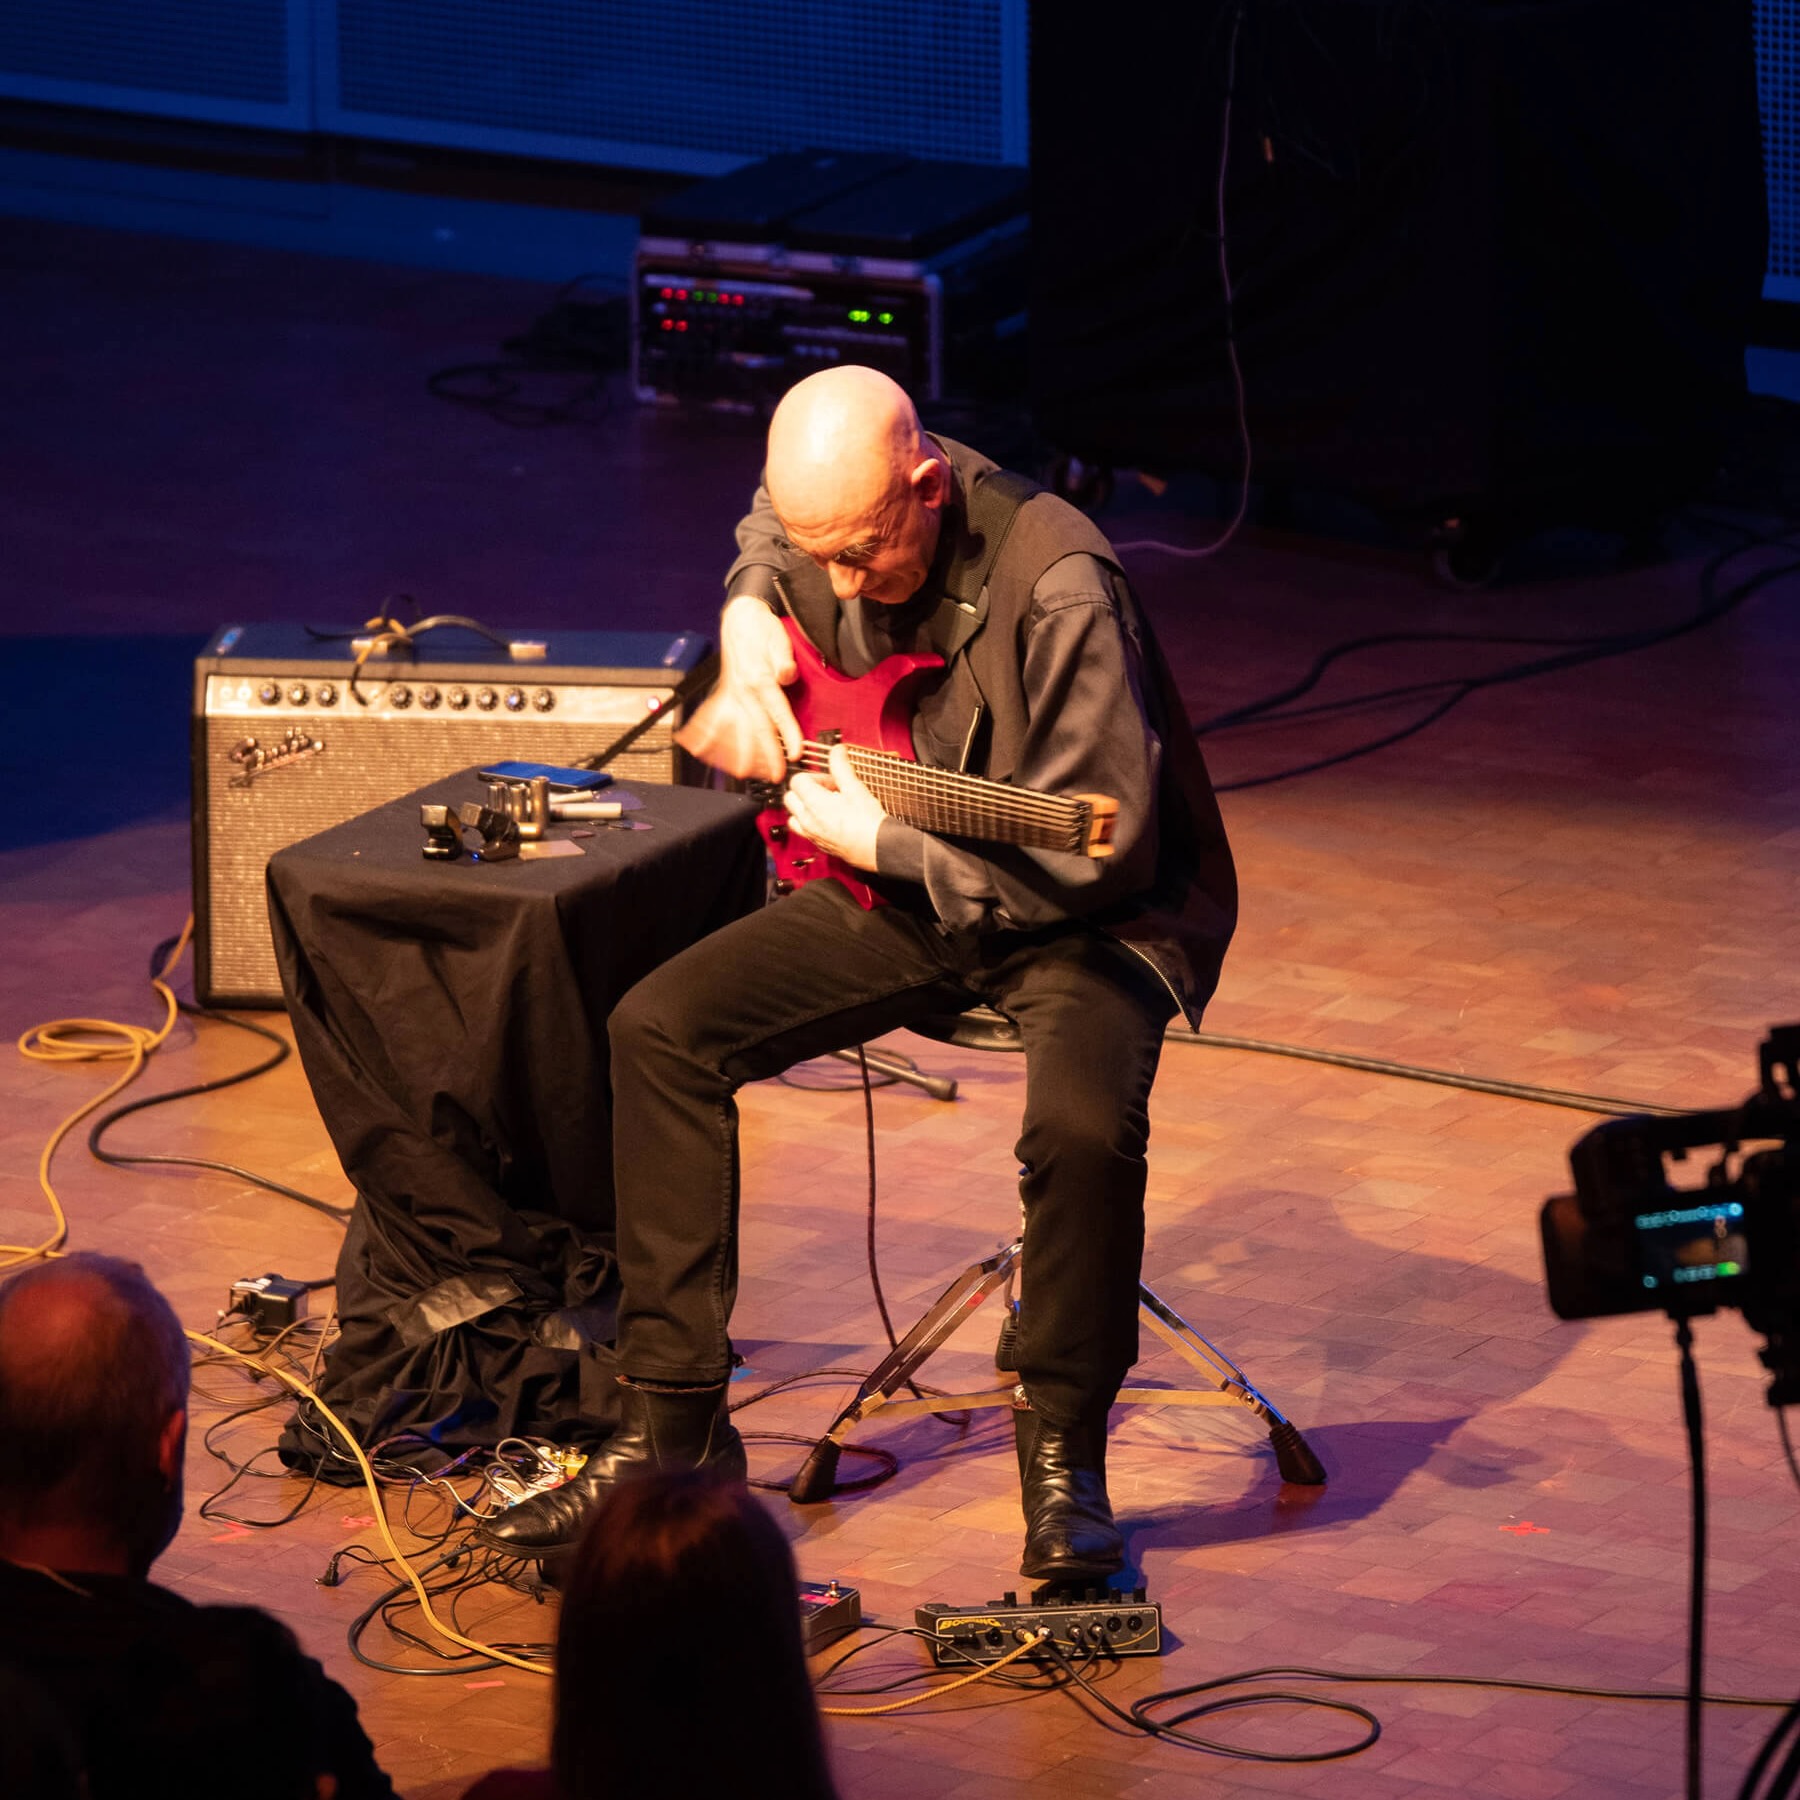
[0,1252,190,1564]
[552,1471,838,1800]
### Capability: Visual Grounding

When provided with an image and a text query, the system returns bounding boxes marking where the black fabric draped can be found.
[268,772,764,1476]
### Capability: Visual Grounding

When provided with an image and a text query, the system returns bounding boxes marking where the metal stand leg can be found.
[788,1241,1023,1502]
[825,1045,958,1102]
[788,1241,1327,1501]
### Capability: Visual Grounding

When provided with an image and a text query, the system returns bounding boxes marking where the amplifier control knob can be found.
[257,681,280,705]
[446,686,470,709]
[476,687,498,711]
[504,688,526,712]
[286,682,309,706]
[316,682,338,706]
[418,685,442,709]
[389,684,412,708]
[532,688,554,713]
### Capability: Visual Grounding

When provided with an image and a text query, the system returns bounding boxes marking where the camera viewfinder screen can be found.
[1632,1199,1749,1293]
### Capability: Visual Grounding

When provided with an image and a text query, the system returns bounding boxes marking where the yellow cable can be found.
[185,1329,553,1677]
[818,1628,1051,1716]
[196,1323,1048,1701]
[14,913,1017,1702]
[9,918,194,1269]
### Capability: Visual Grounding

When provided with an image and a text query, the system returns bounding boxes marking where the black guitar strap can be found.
[928,466,1039,771]
[928,466,1041,663]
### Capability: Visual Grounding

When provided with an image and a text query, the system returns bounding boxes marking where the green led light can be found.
[877,310,894,325]
[847,308,869,323]
[1717,1261,1742,1276]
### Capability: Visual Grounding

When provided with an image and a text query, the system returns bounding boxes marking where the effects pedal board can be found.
[799,1579,861,1654]
[914,1585,1163,1665]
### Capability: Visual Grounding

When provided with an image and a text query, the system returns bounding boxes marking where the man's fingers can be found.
[674,689,786,782]
[826,743,868,797]
[784,773,821,834]
[753,680,803,762]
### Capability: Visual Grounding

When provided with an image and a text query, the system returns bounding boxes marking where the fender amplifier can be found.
[192,622,711,1008]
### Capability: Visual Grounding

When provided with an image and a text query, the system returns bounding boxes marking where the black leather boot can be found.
[477,1379,746,1555]
[1015,1406,1124,1584]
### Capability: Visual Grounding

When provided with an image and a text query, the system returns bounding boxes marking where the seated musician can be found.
[483,364,1237,1582]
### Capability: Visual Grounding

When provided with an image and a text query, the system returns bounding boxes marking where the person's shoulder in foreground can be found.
[0,1252,397,1800]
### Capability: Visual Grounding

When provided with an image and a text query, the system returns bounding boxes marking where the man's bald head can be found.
[766,366,926,528]
[0,1253,190,1574]
[764,367,949,607]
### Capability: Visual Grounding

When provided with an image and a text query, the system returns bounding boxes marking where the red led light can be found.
[733,293,744,305]
[660,319,673,331]
[660,287,672,299]
[675,320,688,332]
[676,289,688,300]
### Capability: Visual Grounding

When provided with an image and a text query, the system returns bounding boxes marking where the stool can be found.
[788,1005,1327,1503]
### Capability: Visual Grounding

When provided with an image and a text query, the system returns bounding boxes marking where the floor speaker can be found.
[191,622,710,1007]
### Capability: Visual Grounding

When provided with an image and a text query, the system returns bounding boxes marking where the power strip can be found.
[914,1586,1162,1665]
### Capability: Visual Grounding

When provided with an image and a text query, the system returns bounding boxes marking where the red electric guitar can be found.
[758,618,1117,909]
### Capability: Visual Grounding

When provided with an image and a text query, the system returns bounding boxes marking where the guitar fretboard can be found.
[793,740,1112,857]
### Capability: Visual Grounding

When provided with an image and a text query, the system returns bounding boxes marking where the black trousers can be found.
[607,880,1176,1428]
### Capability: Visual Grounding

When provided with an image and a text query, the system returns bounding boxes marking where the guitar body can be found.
[759,619,943,909]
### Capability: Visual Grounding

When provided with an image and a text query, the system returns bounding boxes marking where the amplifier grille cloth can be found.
[201,707,678,1005]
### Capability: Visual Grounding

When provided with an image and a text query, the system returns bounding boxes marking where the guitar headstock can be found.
[1073,795,1118,859]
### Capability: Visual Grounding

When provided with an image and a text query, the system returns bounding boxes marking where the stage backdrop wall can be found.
[0,0,1028,175]
[1029,0,1768,524]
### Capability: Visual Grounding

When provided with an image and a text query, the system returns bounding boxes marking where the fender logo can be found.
[229,728,325,788]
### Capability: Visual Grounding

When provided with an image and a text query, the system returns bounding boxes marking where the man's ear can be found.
[157,1407,187,1484]
[908,454,948,509]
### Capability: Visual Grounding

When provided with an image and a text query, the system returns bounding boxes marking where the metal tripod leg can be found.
[788,1241,1327,1501]
[1122,1281,1327,1486]
[788,1240,1022,1502]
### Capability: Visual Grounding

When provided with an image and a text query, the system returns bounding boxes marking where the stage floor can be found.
[4,215,1800,1798]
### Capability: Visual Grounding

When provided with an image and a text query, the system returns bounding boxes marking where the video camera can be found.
[1541,1024,1800,1405]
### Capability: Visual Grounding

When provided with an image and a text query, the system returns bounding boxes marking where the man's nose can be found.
[828,562,866,600]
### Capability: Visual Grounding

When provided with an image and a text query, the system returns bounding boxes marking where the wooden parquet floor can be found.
[4,217,1799,1798]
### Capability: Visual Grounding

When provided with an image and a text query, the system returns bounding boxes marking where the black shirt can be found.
[0,1558,396,1800]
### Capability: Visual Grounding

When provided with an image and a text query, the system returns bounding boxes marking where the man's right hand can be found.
[673,593,803,782]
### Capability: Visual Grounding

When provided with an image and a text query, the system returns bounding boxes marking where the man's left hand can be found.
[783,744,886,871]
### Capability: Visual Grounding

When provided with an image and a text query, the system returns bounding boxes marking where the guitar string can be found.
[788,782,1078,851]
[801,747,1081,831]
[842,763,1085,850]
[797,741,1085,822]
[788,740,1096,851]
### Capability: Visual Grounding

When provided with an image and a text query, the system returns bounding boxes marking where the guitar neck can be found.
[795,740,1116,859]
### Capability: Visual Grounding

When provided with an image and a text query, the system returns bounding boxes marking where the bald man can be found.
[484,368,1238,1583]
[0,1254,394,1798]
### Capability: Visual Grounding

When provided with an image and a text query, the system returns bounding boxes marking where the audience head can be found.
[552,1470,837,1800]
[0,1251,191,1576]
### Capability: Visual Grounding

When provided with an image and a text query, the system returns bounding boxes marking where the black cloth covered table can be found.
[267,770,764,1473]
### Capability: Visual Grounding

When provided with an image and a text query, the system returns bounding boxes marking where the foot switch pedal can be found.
[914,1586,1161,1664]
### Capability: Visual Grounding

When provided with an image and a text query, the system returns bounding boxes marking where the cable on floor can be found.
[11,918,193,1269]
